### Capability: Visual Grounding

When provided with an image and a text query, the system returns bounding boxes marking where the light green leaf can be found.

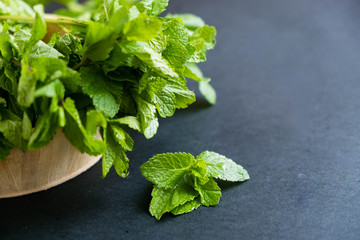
[79,66,121,118]
[124,14,162,42]
[149,179,198,220]
[196,151,250,182]
[141,152,196,188]
[194,178,221,206]
[199,81,216,105]
[171,197,201,215]
[0,132,13,161]
[62,98,106,156]
[121,40,178,79]
[133,93,159,139]
[34,79,65,99]
[136,0,169,16]
[166,14,205,31]
[22,112,32,140]
[109,116,141,132]
[110,124,134,151]
[85,110,107,136]
[102,126,129,178]
[28,109,59,150]
[153,85,176,118]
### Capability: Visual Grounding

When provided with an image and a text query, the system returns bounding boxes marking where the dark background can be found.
[2,0,360,239]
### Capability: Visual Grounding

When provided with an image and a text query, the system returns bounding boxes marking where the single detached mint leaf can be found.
[197,151,250,182]
[149,179,198,220]
[141,152,196,188]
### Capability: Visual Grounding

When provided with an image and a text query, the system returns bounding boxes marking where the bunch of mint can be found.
[0,0,217,179]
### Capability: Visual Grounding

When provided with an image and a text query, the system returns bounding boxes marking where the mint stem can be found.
[0,15,87,27]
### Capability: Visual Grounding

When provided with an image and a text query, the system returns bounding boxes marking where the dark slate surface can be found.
[2,0,360,239]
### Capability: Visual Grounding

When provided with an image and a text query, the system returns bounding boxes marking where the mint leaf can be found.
[166,14,205,31]
[197,151,250,182]
[110,124,134,151]
[102,125,130,178]
[141,152,196,188]
[0,132,12,161]
[109,116,141,132]
[28,108,59,150]
[149,178,198,220]
[124,14,162,42]
[133,92,159,139]
[79,66,121,118]
[171,197,201,215]
[199,81,216,105]
[136,0,169,16]
[62,98,106,156]
[194,178,221,206]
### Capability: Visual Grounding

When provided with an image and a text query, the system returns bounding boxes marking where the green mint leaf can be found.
[153,85,176,118]
[0,110,22,148]
[102,126,129,178]
[110,124,134,151]
[199,81,216,105]
[34,79,65,99]
[83,21,121,62]
[123,14,162,42]
[170,197,201,215]
[133,93,159,139]
[149,179,198,220]
[0,132,12,161]
[17,62,37,107]
[121,40,179,79]
[166,14,205,31]
[79,66,121,118]
[140,152,196,188]
[0,23,13,62]
[136,0,169,16]
[109,116,141,132]
[62,97,106,156]
[21,111,32,140]
[28,108,59,150]
[25,12,47,58]
[85,110,107,136]
[0,0,35,17]
[197,151,250,182]
[194,178,221,206]
[162,18,189,46]
[166,78,196,109]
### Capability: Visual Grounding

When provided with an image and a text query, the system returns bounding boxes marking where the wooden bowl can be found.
[0,14,101,198]
[0,131,101,198]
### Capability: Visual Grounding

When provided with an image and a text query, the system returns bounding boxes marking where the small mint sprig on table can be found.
[140,151,250,220]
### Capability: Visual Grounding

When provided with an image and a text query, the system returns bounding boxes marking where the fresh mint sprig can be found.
[141,151,250,220]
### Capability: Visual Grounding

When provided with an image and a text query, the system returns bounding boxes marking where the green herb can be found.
[0,0,217,181]
[141,151,249,220]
